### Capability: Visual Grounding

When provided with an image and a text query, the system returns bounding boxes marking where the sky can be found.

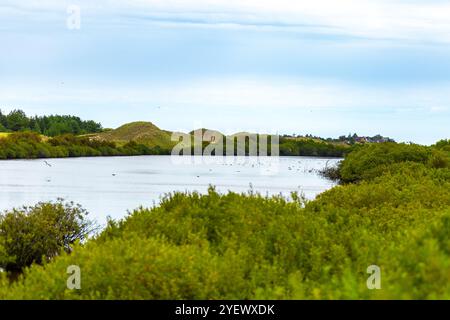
[0,0,449,144]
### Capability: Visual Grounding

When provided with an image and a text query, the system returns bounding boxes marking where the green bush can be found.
[0,200,95,273]
[335,142,449,183]
[433,139,450,152]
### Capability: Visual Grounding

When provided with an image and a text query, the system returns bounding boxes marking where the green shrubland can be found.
[279,137,350,157]
[322,141,450,183]
[0,141,449,299]
[0,132,170,159]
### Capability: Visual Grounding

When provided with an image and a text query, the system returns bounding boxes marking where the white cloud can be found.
[2,0,450,43]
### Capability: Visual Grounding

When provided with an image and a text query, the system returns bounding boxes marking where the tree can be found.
[0,110,7,130]
[0,200,95,273]
[6,110,29,131]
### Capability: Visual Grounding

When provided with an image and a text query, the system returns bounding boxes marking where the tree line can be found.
[0,132,170,159]
[0,109,103,136]
[0,132,351,159]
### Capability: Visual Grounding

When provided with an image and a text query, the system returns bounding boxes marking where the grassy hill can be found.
[92,122,175,149]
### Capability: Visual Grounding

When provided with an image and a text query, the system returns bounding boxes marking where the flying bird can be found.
[44,161,52,167]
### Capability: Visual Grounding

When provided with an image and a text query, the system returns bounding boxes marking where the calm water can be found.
[0,156,340,224]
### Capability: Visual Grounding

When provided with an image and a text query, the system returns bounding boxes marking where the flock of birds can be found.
[41,158,330,182]
[189,159,326,178]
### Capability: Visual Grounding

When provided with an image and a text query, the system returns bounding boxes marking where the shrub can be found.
[337,142,449,183]
[0,200,95,273]
[433,139,450,152]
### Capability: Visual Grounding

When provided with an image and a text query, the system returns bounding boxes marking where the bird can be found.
[44,161,52,167]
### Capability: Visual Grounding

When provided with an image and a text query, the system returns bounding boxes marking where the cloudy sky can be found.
[1,0,449,144]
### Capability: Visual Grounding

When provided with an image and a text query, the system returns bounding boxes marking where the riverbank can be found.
[0,132,350,160]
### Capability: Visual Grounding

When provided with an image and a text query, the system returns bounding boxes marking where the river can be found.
[0,156,340,224]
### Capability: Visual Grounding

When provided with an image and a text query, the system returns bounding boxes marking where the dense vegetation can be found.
[173,133,339,157]
[322,140,449,183]
[0,140,449,299]
[0,109,102,136]
[171,134,349,157]
[279,137,350,157]
[0,132,171,159]
[283,133,394,145]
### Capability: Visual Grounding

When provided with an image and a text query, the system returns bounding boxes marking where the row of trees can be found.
[282,133,395,144]
[0,109,103,136]
[0,132,170,160]
[175,134,349,157]
[279,137,351,157]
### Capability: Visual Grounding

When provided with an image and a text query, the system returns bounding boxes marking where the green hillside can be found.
[87,121,351,157]
[93,122,175,149]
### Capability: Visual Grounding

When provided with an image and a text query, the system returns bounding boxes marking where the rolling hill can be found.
[88,121,352,157]
[92,122,175,149]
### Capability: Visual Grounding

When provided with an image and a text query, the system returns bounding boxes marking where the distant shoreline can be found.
[0,131,351,160]
[0,154,345,161]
